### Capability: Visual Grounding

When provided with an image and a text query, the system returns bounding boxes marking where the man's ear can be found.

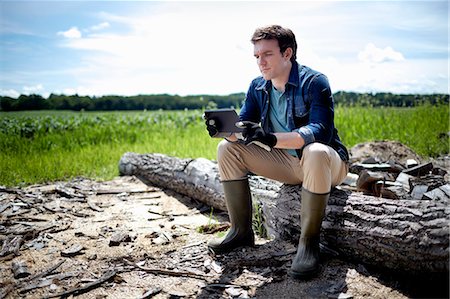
[283,47,293,60]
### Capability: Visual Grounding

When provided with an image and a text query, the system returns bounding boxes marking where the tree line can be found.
[0,92,448,111]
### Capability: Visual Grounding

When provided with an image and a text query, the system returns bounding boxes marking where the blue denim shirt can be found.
[239,61,349,162]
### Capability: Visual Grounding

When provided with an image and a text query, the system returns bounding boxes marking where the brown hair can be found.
[251,25,297,62]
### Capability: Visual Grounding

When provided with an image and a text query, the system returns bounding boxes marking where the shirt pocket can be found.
[294,93,308,118]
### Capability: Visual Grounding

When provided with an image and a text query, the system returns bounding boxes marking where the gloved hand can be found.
[236,121,277,151]
[205,118,218,137]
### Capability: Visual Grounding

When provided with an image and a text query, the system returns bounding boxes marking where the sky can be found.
[0,0,448,98]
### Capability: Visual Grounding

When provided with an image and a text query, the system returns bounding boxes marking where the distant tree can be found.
[0,92,447,111]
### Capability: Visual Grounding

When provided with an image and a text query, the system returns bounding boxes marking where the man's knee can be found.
[302,143,331,164]
[301,143,333,193]
[217,139,233,162]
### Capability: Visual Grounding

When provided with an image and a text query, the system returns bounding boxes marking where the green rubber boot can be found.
[289,188,329,279]
[208,178,254,254]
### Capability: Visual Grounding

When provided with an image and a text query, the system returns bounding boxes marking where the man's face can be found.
[253,39,291,81]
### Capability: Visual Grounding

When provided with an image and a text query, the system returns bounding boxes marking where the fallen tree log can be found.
[118,152,449,274]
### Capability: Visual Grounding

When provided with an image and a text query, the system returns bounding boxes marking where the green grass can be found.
[335,104,449,157]
[0,104,448,187]
[0,110,220,187]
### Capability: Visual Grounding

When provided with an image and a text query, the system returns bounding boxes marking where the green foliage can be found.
[335,103,449,157]
[252,200,267,238]
[0,93,246,111]
[0,110,220,186]
[333,92,449,107]
[1,92,448,112]
[0,104,448,187]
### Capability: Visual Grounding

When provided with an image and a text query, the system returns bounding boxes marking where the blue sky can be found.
[0,1,448,98]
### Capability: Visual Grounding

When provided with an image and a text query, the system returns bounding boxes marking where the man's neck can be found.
[271,62,292,92]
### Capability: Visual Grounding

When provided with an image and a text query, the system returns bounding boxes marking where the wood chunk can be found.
[109,232,132,246]
[60,244,84,257]
[342,173,359,187]
[402,162,433,177]
[395,172,413,192]
[423,184,450,201]
[356,170,394,196]
[46,269,116,298]
[410,174,447,192]
[356,170,384,192]
[12,260,31,278]
[351,163,393,174]
[378,182,403,199]
[0,236,23,257]
[411,185,428,200]
[96,188,157,194]
[139,287,163,299]
[406,159,419,168]
[25,259,65,281]
[55,186,85,199]
[87,198,103,212]
[432,167,448,176]
[19,272,75,294]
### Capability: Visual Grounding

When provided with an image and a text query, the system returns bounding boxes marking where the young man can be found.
[206,25,349,279]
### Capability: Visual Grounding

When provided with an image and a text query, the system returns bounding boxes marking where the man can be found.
[206,25,349,279]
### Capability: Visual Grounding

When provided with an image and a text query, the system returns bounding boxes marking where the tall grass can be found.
[0,104,448,187]
[0,110,220,186]
[335,104,449,157]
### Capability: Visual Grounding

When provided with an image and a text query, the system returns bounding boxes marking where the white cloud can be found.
[42,2,447,96]
[0,89,20,98]
[358,43,405,64]
[57,5,261,95]
[89,22,110,31]
[23,84,44,93]
[57,27,82,39]
[322,57,447,94]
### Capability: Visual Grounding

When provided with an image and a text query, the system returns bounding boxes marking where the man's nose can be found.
[258,57,266,66]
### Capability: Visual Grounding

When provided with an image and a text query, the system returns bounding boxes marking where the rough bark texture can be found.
[119,152,449,274]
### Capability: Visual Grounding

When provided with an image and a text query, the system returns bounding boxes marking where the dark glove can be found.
[236,121,277,151]
[205,118,218,137]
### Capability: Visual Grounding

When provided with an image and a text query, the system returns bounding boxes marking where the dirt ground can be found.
[0,175,448,299]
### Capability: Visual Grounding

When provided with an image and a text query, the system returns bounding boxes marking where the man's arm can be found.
[273,132,305,149]
[295,74,335,146]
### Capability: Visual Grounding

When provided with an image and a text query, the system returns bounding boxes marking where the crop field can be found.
[0,104,448,187]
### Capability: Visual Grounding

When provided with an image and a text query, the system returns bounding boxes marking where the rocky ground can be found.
[1,175,448,299]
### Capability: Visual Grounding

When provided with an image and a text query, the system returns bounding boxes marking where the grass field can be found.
[0,104,448,187]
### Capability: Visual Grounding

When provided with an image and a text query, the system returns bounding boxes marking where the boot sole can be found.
[288,267,319,280]
[207,241,255,255]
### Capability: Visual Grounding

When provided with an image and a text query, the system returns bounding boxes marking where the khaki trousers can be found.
[217,140,348,194]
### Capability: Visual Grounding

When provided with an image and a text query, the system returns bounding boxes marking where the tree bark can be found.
[119,152,449,274]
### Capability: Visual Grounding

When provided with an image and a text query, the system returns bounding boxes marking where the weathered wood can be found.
[0,236,23,257]
[109,232,132,246]
[11,260,31,279]
[118,152,449,274]
[60,244,84,257]
[119,153,228,211]
[46,269,117,298]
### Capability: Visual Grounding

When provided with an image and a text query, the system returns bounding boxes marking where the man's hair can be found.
[251,25,297,62]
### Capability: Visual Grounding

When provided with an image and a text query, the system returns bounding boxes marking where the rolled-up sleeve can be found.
[297,126,315,144]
